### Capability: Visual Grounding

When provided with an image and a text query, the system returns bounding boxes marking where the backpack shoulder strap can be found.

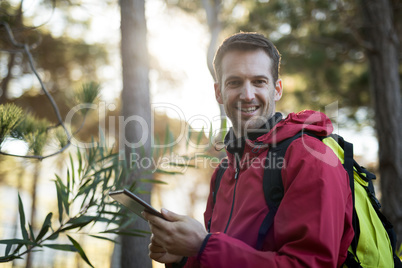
[256,132,305,249]
[330,134,363,267]
[213,158,229,206]
[207,158,228,232]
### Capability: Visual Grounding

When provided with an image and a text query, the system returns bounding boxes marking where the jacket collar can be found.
[224,112,283,158]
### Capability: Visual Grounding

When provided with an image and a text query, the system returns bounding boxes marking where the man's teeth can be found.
[241,107,257,112]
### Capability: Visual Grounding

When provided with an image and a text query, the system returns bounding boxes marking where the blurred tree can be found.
[359,0,402,247]
[201,0,226,137]
[0,1,120,267]
[119,0,152,267]
[0,0,109,122]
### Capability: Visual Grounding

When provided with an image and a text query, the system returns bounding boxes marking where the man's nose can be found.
[240,82,255,101]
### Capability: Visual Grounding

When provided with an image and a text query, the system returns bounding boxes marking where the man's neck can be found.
[234,113,283,140]
[225,112,283,156]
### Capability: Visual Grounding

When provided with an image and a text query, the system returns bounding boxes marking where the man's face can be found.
[214,49,283,137]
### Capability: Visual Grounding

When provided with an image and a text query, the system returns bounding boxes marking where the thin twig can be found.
[0,142,71,161]
[23,43,71,141]
[0,21,73,160]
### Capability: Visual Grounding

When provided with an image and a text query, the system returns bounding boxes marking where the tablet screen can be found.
[109,189,165,220]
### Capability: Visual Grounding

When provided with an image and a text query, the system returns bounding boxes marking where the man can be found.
[144,32,354,267]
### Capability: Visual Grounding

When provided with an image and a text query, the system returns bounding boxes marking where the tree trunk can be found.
[1,0,23,104]
[201,0,227,139]
[25,162,41,268]
[0,53,16,104]
[119,0,152,267]
[360,0,402,248]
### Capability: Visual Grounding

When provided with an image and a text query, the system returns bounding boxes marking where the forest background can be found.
[0,0,401,267]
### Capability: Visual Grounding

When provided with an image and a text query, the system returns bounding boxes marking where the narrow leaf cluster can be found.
[0,140,143,266]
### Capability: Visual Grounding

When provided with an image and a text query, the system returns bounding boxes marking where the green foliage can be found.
[0,104,24,145]
[0,140,143,264]
[75,82,102,113]
[10,113,50,155]
[0,79,101,158]
[55,127,69,149]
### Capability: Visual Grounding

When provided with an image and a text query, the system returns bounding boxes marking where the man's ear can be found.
[214,83,223,104]
[274,79,283,101]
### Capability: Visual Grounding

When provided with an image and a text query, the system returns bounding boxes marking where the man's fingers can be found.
[143,211,168,228]
[149,251,166,261]
[149,242,166,253]
[150,233,163,248]
[161,208,184,222]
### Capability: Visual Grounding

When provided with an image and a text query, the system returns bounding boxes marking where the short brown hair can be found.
[213,32,281,85]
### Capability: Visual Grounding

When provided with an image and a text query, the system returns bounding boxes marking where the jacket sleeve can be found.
[185,136,354,268]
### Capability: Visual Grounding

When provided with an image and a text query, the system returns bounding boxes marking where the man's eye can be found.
[227,81,241,86]
[254,80,267,85]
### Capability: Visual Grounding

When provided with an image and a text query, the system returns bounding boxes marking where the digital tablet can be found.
[109,189,165,220]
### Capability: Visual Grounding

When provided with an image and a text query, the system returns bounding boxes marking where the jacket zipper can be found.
[224,161,239,233]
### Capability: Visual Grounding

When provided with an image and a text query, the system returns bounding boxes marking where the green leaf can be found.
[186,125,192,150]
[47,232,59,241]
[221,117,227,141]
[77,148,82,178]
[0,239,35,245]
[140,178,168,185]
[208,122,213,146]
[55,175,69,216]
[5,243,12,256]
[88,235,117,243]
[55,181,64,223]
[0,103,24,143]
[36,213,52,242]
[43,244,77,252]
[196,126,204,146]
[0,254,20,262]
[69,153,75,186]
[67,235,94,268]
[75,81,101,107]
[28,223,35,242]
[67,216,97,225]
[101,230,147,237]
[88,166,113,179]
[17,194,29,242]
[154,168,183,175]
[60,216,95,232]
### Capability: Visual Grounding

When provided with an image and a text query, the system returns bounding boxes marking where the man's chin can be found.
[242,118,266,132]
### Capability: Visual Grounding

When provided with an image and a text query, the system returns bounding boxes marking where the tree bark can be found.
[25,162,41,268]
[0,53,16,104]
[360,0,402,248]
[1,0,23,104]
[120,0,152,267]
[202,0,227,139]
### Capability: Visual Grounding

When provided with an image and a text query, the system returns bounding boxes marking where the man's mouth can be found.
[239,106,259,114]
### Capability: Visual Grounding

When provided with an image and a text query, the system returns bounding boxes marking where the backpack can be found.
[210,132,402,268]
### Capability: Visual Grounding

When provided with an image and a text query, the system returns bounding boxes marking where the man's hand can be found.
[143,208,208,262]
[148,238,183,264]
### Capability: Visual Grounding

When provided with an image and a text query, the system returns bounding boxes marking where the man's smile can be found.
[238,105,260,116]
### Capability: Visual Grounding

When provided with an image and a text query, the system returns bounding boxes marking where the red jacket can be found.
[183,110,354,268]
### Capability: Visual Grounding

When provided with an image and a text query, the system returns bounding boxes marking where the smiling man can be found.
[215,48,282,138]
[144,32,354,268]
